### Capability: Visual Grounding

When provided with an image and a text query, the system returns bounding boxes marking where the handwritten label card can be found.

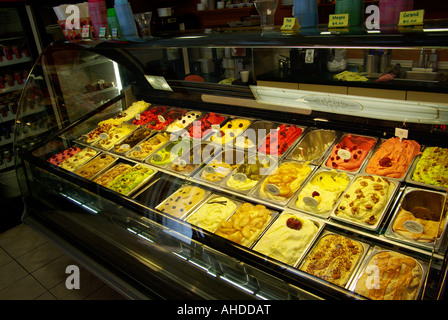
[328,14,349,28]
[398,10,424,26]
[281,17,300,31]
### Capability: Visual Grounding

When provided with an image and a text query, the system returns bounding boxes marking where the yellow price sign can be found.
[328,14,349,28]
[281,17,300,31]
[398,9,424,26]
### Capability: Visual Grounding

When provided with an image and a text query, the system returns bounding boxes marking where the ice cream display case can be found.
[13,28,448,300]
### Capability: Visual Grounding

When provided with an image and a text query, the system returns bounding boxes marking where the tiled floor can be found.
[0,223,126,300]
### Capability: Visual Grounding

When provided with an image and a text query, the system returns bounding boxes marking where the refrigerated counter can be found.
[13,27,448,300]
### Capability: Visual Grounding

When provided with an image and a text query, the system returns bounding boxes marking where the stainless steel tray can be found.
[361,137,422,182]
[405,145,448,191]
[297,230,369,289]
[384,186,448,252]
[184,193,243,233]
[321,133,379,175]
[251,160,316,206]
[330,173,399,231]
[193,148,247,186]
[288,167,355,219]
[124,132,171,162]
[155,183,211,220]
[286,128,341,166]
[221,153,279,195]
[73,152,119,181]
[213,202,278,248]
[348,246,428,300]
[251,210,324,267]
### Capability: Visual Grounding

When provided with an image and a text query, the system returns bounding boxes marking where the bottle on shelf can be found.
[107,8,122,38]
[88,0,109,38]
[334,0,364,26]
[378,0,414,26]
[293,0,318,28]
[114,0,139,37]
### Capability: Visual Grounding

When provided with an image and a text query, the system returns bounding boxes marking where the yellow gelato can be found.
[96,123,136,150]
[186,196,238,232]
[98,100,149,130]
[126,133,170,160]
[215,202,272,247]
[59,148,97,172]
[253,212,318,266]
[74,154,116,179]
[209,118,251,144]
[259,162,311,203]
[295,170,351,215]
[334,175,395,226]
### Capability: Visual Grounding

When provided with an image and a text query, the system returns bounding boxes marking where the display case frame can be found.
[13,26,448,300]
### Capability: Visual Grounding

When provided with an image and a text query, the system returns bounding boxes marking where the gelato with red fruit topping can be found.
[325,134,376,172]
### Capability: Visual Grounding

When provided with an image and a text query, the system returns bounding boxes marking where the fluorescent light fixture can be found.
[249,85,448,124]
[145,75,173,91]
[423,28,448,32]
[112,61,122,93]
[175,35,206,39]
[219,276,254,294]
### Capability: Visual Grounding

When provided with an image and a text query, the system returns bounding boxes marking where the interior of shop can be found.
[0,0,448,302]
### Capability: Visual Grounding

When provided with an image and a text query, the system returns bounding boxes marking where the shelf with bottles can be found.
[0,41,32,67]
[0,146,14,170]
[0,68,28,95]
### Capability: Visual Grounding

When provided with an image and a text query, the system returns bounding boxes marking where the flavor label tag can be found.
[134,145,142,152]
[177,159,187,168]
[135,114,141,121]
[302,196,319,207]
[211,124,220,131]
[328,14,349,28]
[204,165,215,174]
[280,17,300,31]
[120,144,130,150]
[398,9,425,26]
[305,49,314,64]
[158,115,166,123]
[337,149,351,160]
[233,173,247,182]
[99,133,108,140]
[395,127,408,140]
[152,153,163,162]
[266,184,280,196]
[403,220,424,234]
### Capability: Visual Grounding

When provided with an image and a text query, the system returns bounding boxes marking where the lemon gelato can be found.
[253,212,318,266]
[295,170,351,215]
